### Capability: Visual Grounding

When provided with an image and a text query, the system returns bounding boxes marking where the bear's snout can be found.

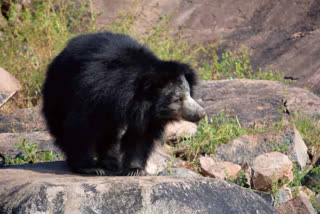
[182,96,205,122]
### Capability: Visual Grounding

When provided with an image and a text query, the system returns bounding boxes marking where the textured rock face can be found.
[215,125,309,168]
[276,196,317,214]
[0,67,21,108]
[194,80,320,127]
[0,162,278,214]
[0,106,46,133]
[94,0,320,95]
[252,152,293,191]
[199,157,241,180]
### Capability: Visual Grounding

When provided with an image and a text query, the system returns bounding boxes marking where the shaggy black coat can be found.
[42,32,197,175]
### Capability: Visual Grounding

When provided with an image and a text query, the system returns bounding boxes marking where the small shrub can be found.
[0,0,96,107]
[5,138,61,165]
[177,112,247,163]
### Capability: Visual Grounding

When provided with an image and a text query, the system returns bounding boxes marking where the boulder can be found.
[199,157,241,180]
[0,162,278,214]
[215,125,309,169]
[194,80,320,127]
[252,152,293,191]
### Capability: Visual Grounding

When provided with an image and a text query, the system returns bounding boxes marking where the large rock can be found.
[194,80,320,127]
[215,125,309,168]
[0,67,21,108]
[252,152,293,191]
[0,162,278,214]
[199,157,241,180]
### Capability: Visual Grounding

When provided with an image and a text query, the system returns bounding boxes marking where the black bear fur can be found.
[42,32,199,176]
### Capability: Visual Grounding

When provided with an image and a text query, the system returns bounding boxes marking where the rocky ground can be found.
[1,67,320,213]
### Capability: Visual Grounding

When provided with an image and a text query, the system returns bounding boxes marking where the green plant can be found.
[234,170,250,188]
[207,47,285,81]
[177,112,247,163]
[0,0,96,107]
[5,138,61,165]
[293,114,320,153]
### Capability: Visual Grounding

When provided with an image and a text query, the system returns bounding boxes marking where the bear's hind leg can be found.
[63,133,116,176]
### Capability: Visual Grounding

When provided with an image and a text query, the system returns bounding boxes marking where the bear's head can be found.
[138,61,205,123]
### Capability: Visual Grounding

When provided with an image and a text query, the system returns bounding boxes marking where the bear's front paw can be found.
[126,168,148,176]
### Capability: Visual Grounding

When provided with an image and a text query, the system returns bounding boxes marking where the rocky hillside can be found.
[94,0,320,94]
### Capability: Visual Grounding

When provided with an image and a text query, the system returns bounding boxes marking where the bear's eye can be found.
[174,97,183,102]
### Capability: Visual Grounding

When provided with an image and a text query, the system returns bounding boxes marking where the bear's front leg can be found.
[120,127,159,176]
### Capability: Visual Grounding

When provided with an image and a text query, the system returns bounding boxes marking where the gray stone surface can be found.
[215,125,309,168]
[0,162,278,214]
[158,167,201,178]
[194,80,320,128]
[0,106,46,133]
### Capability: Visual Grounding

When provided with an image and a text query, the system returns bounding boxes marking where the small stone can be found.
[199,157,241,180]
[275,187,293,205]
[252,152,293,191]
[145,143,180,175]
[158,167,201,178]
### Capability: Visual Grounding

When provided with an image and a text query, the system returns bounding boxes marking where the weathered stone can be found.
[215,125,309,169]
[145,143,180,175]
[287,87,320,117]
[158,167,201,178]
[0,67,21,108]
[276,196,316,214]
[199,157,241,180]
[164,120,198,141]
[254,191,274,206]
[0,106,46,133]
[194,80,284,127]
[194,81,320,128]
[240,162,252,187]
[252,152,293,191]
[0,67,21,92]
[0,162,277,214]
[274,187,293,205]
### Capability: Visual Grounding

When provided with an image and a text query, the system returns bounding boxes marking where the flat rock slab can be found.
[194,80,320,127]
[0,106,46,133]
[0,162,277,214]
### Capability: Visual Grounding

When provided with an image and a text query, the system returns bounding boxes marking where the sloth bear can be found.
[42,32,205,176]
